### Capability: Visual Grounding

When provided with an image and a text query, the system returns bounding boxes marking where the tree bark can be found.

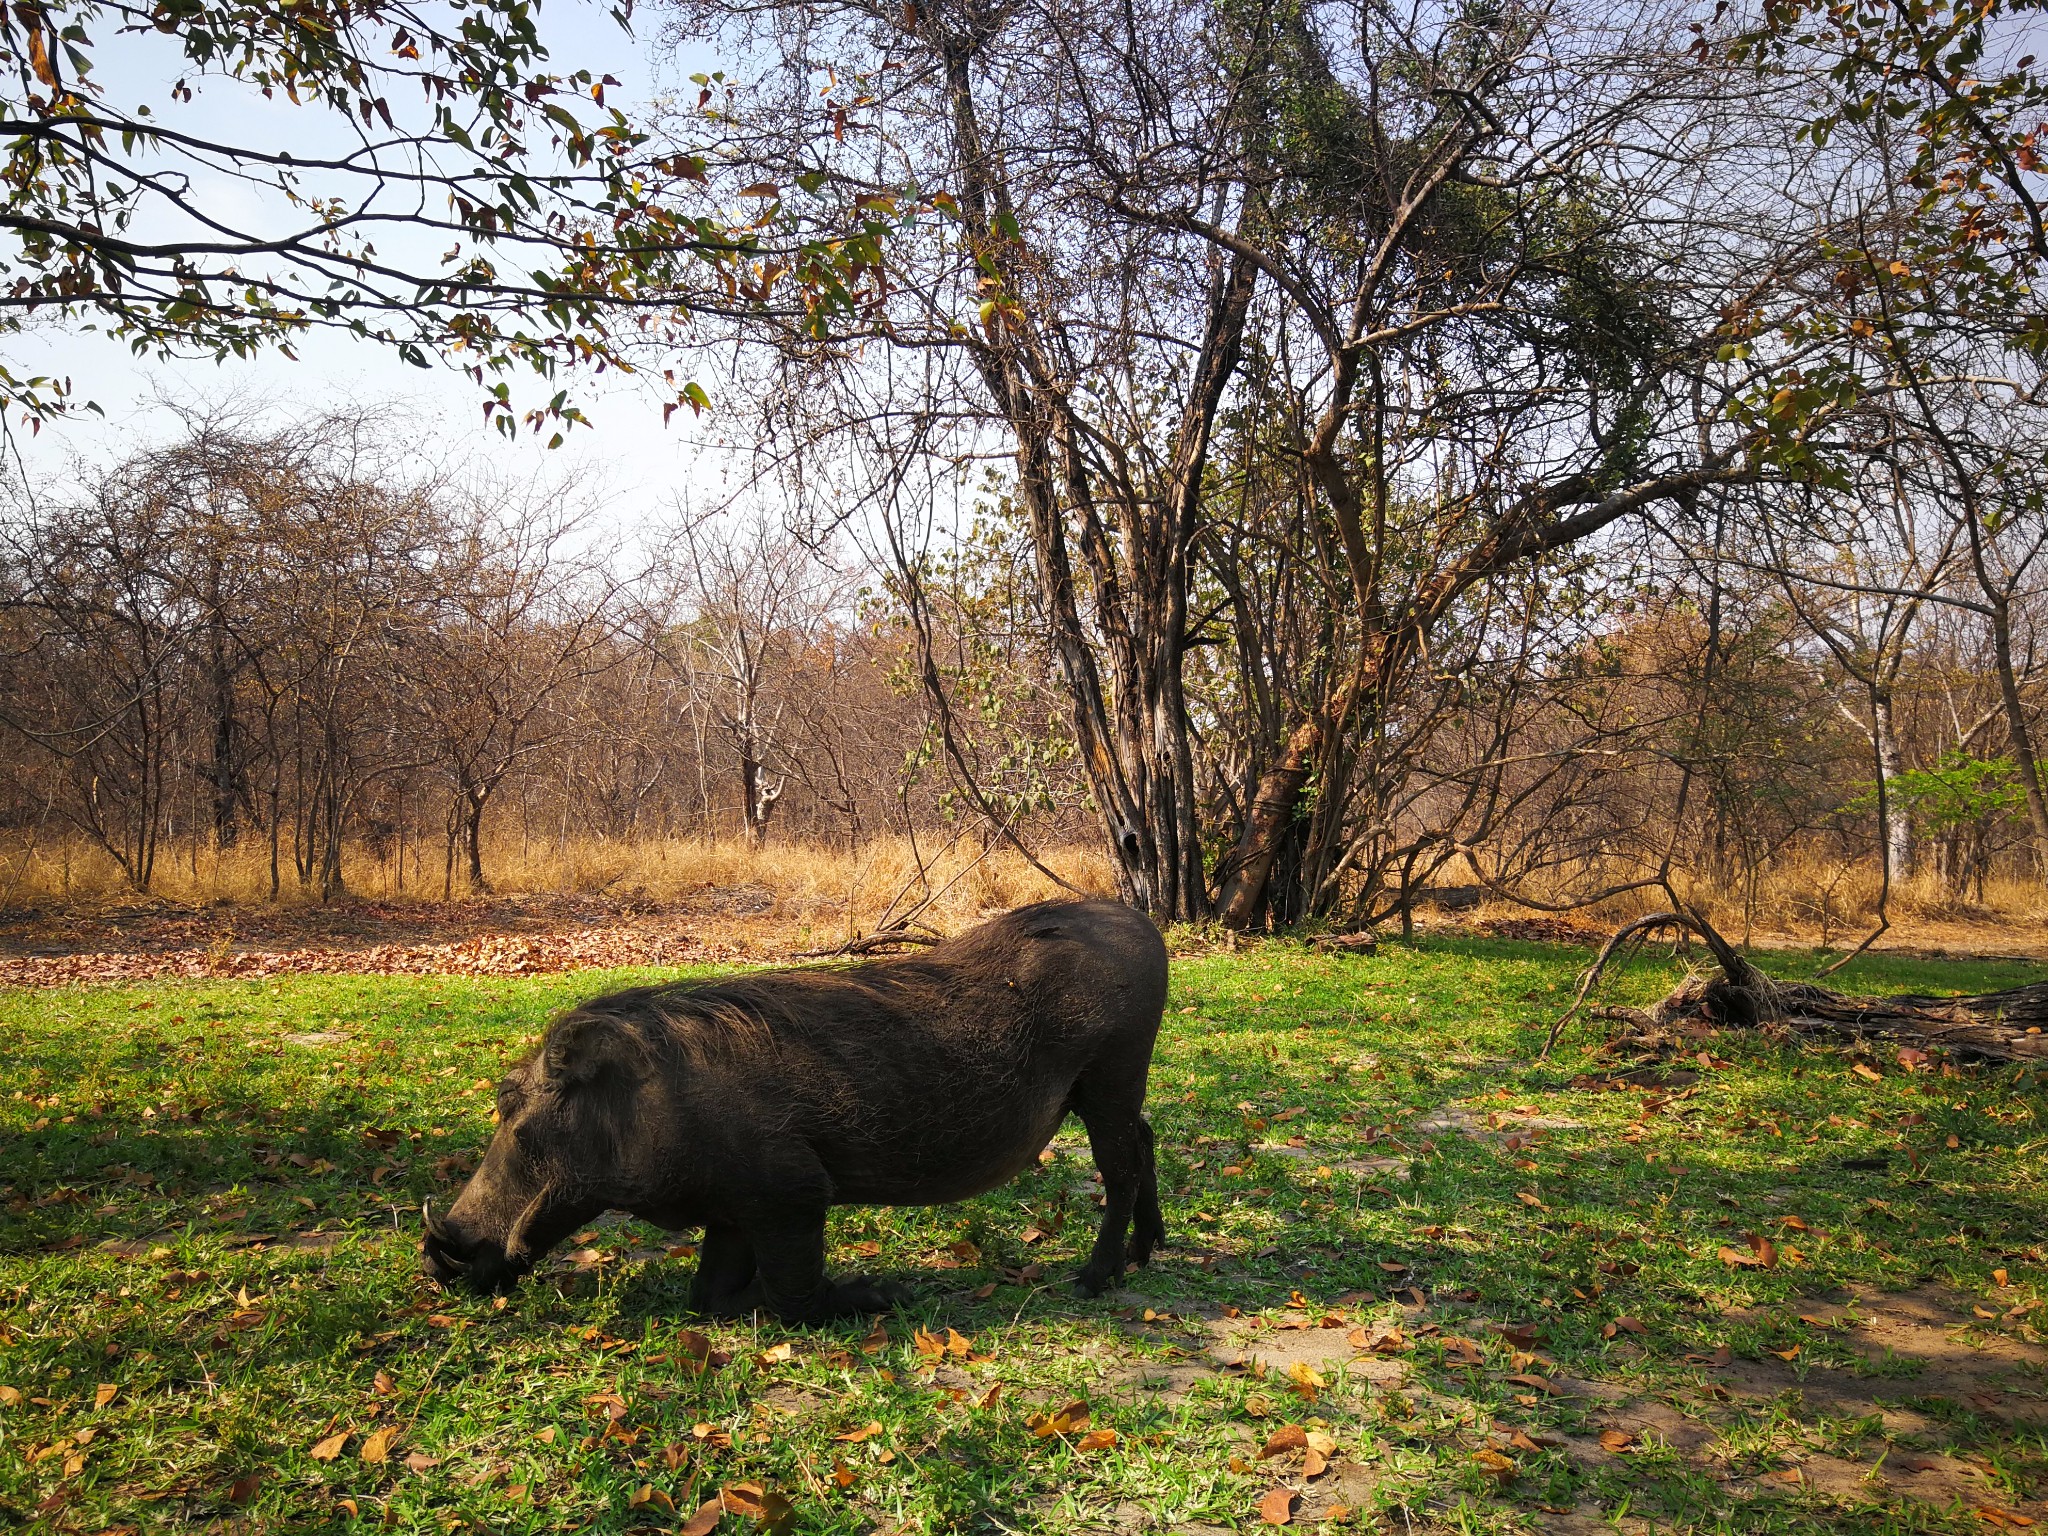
[1214,715,1322,928]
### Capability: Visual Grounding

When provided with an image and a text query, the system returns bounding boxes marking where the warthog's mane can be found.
[540,958,989,1073]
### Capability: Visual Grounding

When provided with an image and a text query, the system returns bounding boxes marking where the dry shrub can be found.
[1483,851,2048,951]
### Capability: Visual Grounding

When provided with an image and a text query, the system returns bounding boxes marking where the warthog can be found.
[422,899,1168,1322]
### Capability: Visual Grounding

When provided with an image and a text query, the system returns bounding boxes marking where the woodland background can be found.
[5,0,2048,949]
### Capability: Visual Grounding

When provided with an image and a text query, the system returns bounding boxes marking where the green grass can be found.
[2,938,2044,1533]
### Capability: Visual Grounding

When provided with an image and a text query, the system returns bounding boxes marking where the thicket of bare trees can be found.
[3,0,2045,930]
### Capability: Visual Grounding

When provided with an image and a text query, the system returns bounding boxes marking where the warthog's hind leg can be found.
[1131,1117,1166,1265]
[1071,1088,1162,1297]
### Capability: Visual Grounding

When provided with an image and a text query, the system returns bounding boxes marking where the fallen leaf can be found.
[1471,1447,1516,1479]
[1027,1399,1091,1438]
[1259,1486,1298,1525]
[228,1473,261,1505]
[1303,1447,1328,1477]
[1976,1507,2037,1529]
[680,1499,725,1536]
[1764,1467,1804,1486]
[0,1386,20,1407]
[93,1383,117,1408]
[629,1484,675,1512]
[757,1342,794,1366]
[1600,1430,1634,1453]
[835,1421,884,1444]
[1852,1063,1883,1082]
[1076,1428,1119,1451]
[309,1432,349,1462]
[404,1451,441,1473]
[1286,1361,1326,1397]
[1774,1345,1801,1361]
[1260,1425,1308,1459]
[1993,1269,2010,1287]
[359,1426,398,1463]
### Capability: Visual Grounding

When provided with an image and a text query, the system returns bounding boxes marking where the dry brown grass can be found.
[0,832,1118,943]
[6,832,2043,956]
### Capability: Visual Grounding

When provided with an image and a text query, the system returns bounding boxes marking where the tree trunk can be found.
[1868,692,1912,879]
[1987,595,2048,881]
[464,788,491,894]
[1214,716,1322,929]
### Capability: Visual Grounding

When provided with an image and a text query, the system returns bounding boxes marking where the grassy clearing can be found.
[1,939,2043,1534]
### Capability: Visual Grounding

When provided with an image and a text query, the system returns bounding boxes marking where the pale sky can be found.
[4,2,748,536]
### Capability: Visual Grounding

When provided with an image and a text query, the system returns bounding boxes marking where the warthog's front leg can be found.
[688,1225,756,1316]
[743,1216,909,1324]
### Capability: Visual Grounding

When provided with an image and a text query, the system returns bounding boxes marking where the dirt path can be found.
[1098,1280,2048,1530]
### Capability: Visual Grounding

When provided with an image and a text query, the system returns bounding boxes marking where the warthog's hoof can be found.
[832,1274,911,1313]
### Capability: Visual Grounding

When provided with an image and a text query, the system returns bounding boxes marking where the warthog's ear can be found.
[541,1012,647,1092]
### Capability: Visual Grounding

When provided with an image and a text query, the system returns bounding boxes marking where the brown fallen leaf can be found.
[227,1474,261,1506]
[835,1420,884,1443]
[1599,1430,1634,1453]
[1976,1507,2037,1529]
[403,1451,441,1473]
[309,1431,349,1463]
[832,1460,856,1489]
[1258,1486,1298,1525]
[1764,1467,1804,1486]
[680,1499,724,1536]
[1773,1345,1801,1361]
[93,1383,117,1408]
[1260,1425,1308,1459]
[1076,1428,1119,1452]
[359,1426,398,1463]
[1302,1447,1328,1478]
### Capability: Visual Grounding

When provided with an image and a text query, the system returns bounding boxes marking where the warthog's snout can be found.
[420,1201,527,1295]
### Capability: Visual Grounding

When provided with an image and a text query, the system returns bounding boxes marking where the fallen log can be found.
[1547,909,2048,1064]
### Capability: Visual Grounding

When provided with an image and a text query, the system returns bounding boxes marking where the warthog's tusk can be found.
[422,1198,447,1240]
